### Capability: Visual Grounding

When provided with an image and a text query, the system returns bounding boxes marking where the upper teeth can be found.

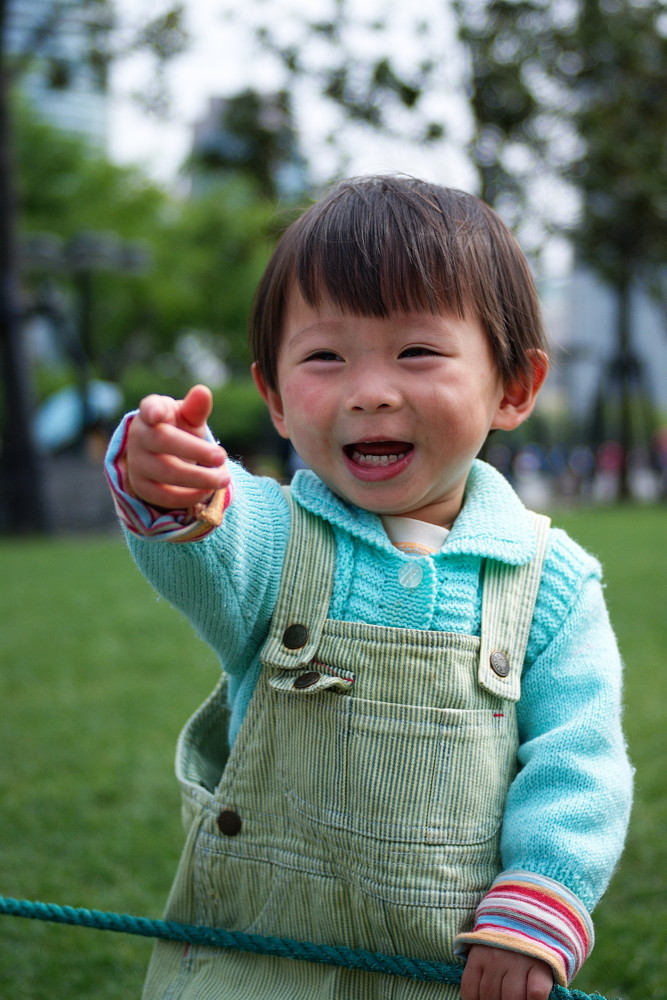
[353,450,401,466]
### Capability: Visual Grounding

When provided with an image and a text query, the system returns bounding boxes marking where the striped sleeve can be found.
[104,412,232,543]
[453,870,594,986]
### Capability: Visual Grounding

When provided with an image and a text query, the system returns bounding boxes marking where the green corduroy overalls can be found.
[143,493,549,999]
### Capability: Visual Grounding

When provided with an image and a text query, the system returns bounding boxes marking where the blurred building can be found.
[6,0,109,148]
[535,266,666,477]
[555,270,667,421]
[188,90,309,200]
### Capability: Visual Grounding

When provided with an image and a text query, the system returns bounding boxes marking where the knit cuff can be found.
[104,412,231,542]
[454,870,594,986]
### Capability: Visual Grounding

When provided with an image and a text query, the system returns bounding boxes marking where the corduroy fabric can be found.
[141,496,549,999]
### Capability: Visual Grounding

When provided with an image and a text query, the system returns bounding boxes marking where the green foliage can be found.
[8,0,190,117]
[249,0,449,170]
[16,104,166,240]
[557,1,667,289]
[143,178,275,372]
[1,0,190,533]
[187,89,307,201]
[452,0,549,217]
[0,505,665,997]
[454,0,667,289]
[118,362,192,411]
[209,378,273,457]
[16,102,278,388]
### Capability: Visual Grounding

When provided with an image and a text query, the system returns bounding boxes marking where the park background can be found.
[1,1,666,997]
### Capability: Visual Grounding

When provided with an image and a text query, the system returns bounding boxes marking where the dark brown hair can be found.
[250,175,548,390]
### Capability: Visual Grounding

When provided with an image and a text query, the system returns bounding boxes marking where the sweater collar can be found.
[290,459,539,565]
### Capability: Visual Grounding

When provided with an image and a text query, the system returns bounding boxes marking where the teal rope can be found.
[0,895,607,1000]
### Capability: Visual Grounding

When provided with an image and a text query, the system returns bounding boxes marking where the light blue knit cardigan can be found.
[121,458,632,915]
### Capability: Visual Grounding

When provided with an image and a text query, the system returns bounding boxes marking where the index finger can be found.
[138,420,226,467]
[138,394,180,428]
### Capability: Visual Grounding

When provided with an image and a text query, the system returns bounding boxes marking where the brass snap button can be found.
[293,671,321,690]
[216,809,242,836]
[489,650,510,677]
[283,623,309,649]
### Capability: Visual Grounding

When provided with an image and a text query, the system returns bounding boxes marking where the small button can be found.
[293,671,321,689]
[283,623,309,649]
[490,650,510,677]
[398,563,423,589]
[217,809,242,836]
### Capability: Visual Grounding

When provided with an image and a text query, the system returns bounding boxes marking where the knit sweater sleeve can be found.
[105,463,288,698]
[104,411,291,680]
[124,464,290,677]
[455,529,633,985]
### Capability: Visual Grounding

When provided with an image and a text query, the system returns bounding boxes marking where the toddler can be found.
[105,176,632,1000]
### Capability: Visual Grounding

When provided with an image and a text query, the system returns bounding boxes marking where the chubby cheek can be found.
[282,379,335,447]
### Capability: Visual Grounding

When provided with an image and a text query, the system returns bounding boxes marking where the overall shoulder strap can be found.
[478,511,551,701]
[260,489,336,668]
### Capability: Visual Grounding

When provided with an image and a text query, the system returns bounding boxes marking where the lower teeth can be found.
[354,451,401,466]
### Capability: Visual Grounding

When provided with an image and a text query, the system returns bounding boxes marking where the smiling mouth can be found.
[344,441,414,467]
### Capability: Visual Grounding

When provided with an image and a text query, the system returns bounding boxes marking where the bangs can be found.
[293,178,469,320]
[250,175,547,390]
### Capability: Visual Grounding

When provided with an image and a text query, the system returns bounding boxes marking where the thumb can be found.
[180,384,214,434]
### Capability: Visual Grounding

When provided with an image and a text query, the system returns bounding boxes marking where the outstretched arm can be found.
[125,384,229,511]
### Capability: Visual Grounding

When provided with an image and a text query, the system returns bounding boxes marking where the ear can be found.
[491,349,549,432]
[251,362,290,439]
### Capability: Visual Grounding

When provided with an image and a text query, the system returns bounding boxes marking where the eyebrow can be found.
[286,320,346,346]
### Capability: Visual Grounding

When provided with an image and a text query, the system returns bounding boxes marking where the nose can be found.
[345,364,402,412]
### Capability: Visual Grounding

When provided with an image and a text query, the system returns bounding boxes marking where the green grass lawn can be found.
[0,505,665,999]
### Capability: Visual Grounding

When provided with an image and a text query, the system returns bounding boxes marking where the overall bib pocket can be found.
[272,684,517,846]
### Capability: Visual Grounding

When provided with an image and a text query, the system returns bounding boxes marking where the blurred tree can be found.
[556,0,667,495]
[143,178,275,373]
[16,101,167,387]
[16,103,276,393]
[451,0,561,246]
[235,0,454,178]
[0,0,188,532]
[454,0,667,494]
[187,88,309,201]
[17,106,166,241]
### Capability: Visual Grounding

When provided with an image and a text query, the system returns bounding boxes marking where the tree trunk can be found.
[0,0,50,532]
[615,277,633,501]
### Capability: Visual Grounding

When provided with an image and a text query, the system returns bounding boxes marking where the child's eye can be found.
[399,346,440,358]
[305,350,343,362]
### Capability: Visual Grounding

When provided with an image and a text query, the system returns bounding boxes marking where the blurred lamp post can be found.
[64,231,150,362]
[3,231,150,531]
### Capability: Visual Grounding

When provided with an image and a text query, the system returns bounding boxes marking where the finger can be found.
[500,966,524,1000]
[136,421,226,467]
[130,480,218,511]
[128,463,229,511]
[138,393,179,427]
[460,959,483,1000]
[135,452,229,493]
[179,384,214,433]
[526,964,553,1000]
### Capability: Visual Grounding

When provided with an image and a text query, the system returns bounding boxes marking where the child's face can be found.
[254,289,537,527]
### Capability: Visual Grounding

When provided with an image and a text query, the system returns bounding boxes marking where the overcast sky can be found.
[108,0,476,192]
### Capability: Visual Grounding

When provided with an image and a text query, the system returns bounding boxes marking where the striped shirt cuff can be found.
[104,412,231,542]
[454,871,594,986]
